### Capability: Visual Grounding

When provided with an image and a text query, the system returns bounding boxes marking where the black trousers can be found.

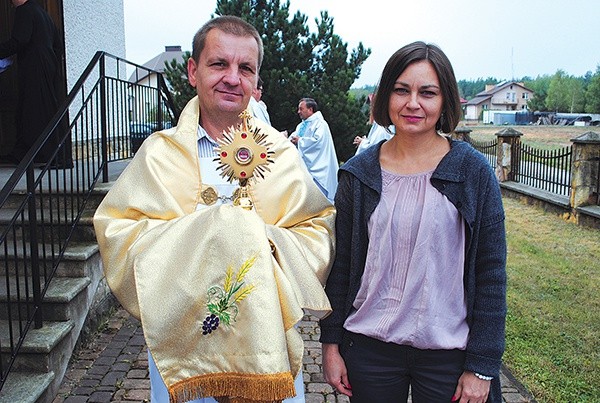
[340,331,466,403]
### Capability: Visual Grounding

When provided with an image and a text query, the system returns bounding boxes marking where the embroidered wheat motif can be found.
[202,254,257,335]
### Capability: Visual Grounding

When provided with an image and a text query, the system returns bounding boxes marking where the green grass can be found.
[503,197,600,402]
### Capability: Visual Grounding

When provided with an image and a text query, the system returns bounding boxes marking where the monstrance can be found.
[214,111,274,209]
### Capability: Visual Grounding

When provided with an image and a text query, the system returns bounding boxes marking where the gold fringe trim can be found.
[167,371,295,403]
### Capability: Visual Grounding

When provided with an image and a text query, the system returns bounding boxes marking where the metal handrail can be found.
[0,51,179,390]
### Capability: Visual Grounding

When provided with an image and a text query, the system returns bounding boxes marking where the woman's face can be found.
[388,60,443,137]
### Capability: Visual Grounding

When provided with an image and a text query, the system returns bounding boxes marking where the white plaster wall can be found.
[62,0,126,91]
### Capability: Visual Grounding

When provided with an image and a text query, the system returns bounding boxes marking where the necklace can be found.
[200,186,240,205]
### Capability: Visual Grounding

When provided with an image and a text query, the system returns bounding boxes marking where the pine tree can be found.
[163,50,196,112]
[215,0,371,161]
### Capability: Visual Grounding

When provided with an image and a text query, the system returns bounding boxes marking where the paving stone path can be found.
[52,307,534,403]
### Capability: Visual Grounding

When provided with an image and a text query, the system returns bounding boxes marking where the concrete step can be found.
[0,371,55,403]
[1,189,107,212]
[0,320,74,373]
[0,160,127,211]
[0,208,96,243]
[0,241,100,277]
[0,276,91,321]
[0,160,124,402]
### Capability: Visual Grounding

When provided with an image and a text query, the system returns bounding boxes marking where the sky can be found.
[124,0,600,88]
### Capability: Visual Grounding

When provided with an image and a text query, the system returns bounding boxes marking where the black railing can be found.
[514,143,572,196]
[0,51,178,390]
[595,156,600,205]
[468,138,497,168]
[467,137,574,198]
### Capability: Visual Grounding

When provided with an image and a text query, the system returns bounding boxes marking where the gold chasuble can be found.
[93,97,335,403]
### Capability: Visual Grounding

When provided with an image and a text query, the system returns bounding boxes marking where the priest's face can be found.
[187,28,258,120]
[297,101,313,121]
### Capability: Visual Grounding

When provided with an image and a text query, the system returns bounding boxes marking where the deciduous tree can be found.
[524,75,551,112]
[545,70,585,113]
[584,66,600,113]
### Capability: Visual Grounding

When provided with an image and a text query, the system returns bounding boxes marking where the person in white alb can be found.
[249,76,271,125]
[289,98,339,202]
[354,122,394,155]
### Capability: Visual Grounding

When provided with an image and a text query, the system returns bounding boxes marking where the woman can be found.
[319,41,507,403]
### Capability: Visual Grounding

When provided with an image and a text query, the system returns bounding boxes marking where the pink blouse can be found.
[344,168,469,350]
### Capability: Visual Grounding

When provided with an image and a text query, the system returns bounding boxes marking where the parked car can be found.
[130,122,155,154]
[130,121,173,153]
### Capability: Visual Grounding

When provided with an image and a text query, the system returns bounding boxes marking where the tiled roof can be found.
[466,94,492,106]
[474,81,533,97]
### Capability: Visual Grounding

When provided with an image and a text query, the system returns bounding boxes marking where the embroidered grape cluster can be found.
[202,314,220,335]
[202,254,257,336]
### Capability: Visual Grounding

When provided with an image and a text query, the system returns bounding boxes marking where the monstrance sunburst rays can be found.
[214,111,274,209]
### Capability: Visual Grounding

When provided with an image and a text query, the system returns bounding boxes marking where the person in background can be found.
[289,98,339,202]
[353,114,395,155]
[353,94,394,155]
[94,16,335,403]
[0,0,63,165]
[249,76,271,125]
[353,122,394,155]
[320,41,507,403]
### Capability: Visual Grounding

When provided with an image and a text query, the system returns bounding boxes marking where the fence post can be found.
[100,54,109,183]
[26,165,43,329]
[570,131,600,208]
[452,126,472,142]
[495,128,522,182]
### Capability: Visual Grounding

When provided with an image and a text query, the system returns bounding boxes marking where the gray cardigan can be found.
[319,139,507,402]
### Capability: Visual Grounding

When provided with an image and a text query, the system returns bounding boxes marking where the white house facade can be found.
[465,81,534,121]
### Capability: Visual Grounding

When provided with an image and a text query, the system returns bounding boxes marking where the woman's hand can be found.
[452,371,491,403]
[322,343,353,397]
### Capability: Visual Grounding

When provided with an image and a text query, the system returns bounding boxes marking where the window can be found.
[522,93,529,99]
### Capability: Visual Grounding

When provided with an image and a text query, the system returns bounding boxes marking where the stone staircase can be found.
[0,180,116,403]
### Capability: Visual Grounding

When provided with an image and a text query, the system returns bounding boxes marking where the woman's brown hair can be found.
[372,41,462,134]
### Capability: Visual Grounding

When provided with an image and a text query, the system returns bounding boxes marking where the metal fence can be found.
[596,156,600,205]
[468,138,497,167]
[0,51,178,390]
[513,143,573,196]
[467,137,573,197]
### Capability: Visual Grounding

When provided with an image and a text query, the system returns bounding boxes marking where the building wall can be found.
[465,101,492,120]
[490,85,533,111]
[62,0,125,90]
[465,105,479,120]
